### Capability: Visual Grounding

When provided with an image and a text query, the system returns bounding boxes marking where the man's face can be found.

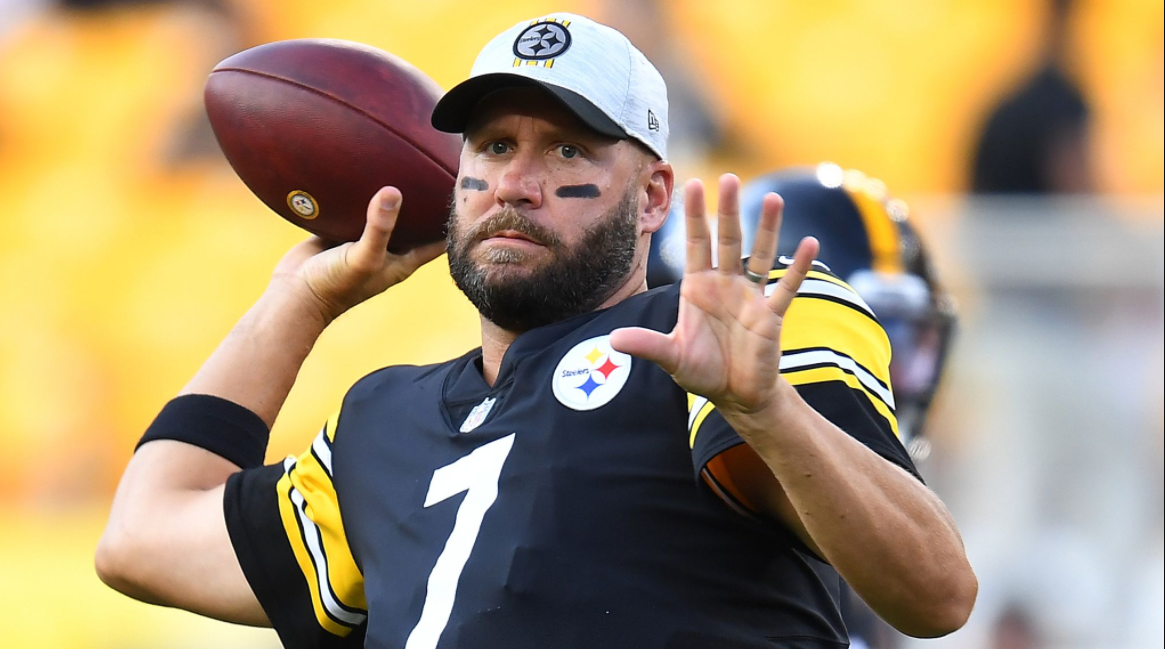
[446,89,653,332]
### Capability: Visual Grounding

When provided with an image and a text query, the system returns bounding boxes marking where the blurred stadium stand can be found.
[0,1,1160,648]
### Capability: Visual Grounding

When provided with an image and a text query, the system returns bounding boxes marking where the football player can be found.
[97,15,975,649]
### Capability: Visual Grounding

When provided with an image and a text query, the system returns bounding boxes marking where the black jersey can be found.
[224,268,916,649]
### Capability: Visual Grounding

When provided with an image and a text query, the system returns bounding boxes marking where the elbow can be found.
[95,527,134,594]
[95,525,159,603]
[901,566,979,638]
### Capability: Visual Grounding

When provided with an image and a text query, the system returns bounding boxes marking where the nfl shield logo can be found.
[460,397,497,433]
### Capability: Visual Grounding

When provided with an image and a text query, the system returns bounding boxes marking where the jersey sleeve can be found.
[224,410,368,649]
[689,264,920,511]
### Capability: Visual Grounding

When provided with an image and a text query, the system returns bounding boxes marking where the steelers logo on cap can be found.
[513,21,572,61]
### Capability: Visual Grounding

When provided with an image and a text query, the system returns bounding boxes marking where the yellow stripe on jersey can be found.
[781,271,894,431]
[688,269,897,444]
[783,366,900,437]
[781,297,891,390]
[768,269,887,369]
[324,410,341,444]
[276,413,366,636]
[688,397,717,448]
[768,268,858,294]
[807,268,848,287]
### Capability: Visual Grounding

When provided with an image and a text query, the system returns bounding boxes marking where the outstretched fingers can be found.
[766,236,820,318]
[684,179,713,273]
[745,192,783,285]
[716,174,743,275]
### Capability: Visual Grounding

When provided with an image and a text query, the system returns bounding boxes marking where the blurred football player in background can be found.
[649,161,959,648]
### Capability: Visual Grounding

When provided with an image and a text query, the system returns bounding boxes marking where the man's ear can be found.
[641,159,674,234]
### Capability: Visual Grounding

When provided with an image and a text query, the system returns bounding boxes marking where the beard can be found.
[446,185,639,333]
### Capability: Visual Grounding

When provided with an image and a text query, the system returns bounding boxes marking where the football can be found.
[204,39,461,252]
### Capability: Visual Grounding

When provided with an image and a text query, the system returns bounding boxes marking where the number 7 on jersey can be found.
[404,434,516,649]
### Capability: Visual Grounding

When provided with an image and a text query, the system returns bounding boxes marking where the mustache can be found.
[465,208,561,247]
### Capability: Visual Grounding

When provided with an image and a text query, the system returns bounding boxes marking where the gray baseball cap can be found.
[431,13,669,159]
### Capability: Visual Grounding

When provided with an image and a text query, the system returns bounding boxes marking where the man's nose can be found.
[494,153,544,209]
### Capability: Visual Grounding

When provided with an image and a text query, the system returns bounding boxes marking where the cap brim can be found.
[431,73,627,140]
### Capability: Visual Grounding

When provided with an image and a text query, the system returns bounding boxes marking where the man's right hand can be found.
[271,186,448,325]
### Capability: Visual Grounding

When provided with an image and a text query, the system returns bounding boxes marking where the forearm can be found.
[115,280,327,506]
[99,191,433,619]
[181,279,331,428]
[721,382,977,637]
[98,281,328,620]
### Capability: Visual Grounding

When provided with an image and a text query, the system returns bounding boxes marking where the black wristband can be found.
[136,394,271,469]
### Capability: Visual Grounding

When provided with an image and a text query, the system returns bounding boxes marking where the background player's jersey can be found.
[224,270,916,649]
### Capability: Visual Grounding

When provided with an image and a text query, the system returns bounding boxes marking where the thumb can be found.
[609,327,678,374]
[348,187,401,272]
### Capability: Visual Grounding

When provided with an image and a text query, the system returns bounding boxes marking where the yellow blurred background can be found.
[0,1,1160,647]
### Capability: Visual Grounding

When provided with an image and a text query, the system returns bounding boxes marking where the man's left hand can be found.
[610,173,818,419]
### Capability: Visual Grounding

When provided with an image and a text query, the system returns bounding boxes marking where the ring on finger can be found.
[743,267,767,284]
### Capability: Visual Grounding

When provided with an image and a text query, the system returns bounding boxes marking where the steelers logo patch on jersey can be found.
[552,335,631,411]
[513,20,571,62]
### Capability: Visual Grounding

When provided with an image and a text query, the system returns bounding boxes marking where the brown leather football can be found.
[204,39,461,252]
